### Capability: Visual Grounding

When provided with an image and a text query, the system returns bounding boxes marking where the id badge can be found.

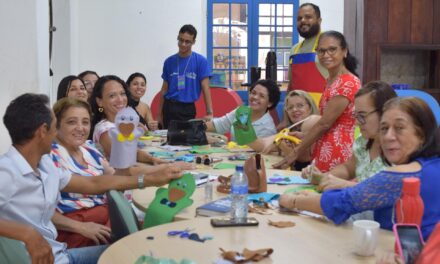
[177,75,185,90]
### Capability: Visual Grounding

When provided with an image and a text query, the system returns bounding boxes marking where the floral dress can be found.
[313,73,361,172]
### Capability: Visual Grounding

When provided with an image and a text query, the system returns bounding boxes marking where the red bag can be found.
[416,222,440,264]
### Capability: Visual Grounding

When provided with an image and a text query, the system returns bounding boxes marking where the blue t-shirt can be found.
[320,157,440,241]
[161,51,211,103]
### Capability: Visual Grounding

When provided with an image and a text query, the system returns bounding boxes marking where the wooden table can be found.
[99,213,394,264]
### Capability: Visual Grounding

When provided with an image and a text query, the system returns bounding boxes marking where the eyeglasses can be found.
[196,155,212,165]
[285,103,307,112]
[316,46,339,57]
[177,38,194,45]
[355,110,377,124]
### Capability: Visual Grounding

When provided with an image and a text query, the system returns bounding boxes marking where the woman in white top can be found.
[205,79,280,138]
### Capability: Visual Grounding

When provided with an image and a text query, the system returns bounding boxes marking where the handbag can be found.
[244,153,267,193]
[167,120,208,146]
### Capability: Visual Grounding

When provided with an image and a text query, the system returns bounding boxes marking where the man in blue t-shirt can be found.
[157,24,213,128]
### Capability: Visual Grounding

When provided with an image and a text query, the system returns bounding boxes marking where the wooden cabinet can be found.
[363,0,440,101]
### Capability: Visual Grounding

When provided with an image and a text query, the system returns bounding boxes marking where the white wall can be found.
[52,0,342,105]
[0,0,50,152]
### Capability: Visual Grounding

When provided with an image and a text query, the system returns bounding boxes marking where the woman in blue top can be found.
[279,97,440,240]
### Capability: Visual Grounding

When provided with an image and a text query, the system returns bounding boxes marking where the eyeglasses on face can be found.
[316,46,339,56]
[355,109,377,124]
[286,103,307,112]
[177,37,193,45]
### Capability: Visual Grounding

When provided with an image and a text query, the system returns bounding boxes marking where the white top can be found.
[212,109,277,139]
[0,146,72,263]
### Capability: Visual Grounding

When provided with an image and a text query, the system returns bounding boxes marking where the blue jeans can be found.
[67,245,108,264]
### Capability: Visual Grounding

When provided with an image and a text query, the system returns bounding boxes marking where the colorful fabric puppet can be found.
[109,107,144,169]
[233,106,257,145]
[143,173,196,228]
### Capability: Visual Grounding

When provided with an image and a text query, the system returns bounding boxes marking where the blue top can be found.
[161,52,211,103]
[321,157,440,240]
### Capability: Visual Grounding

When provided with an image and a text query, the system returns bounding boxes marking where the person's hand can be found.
[157,113,163,128]
[148,120,159,131]
[317,174,356,192]
[77,222,111,245]
[277,139,295,156]
[145,166,183,186]
[279,191,318,210]
[23,227,54,264]
[272,148,297,169]
[172,161,196,170]
[301,164,324,185]
[151,156,169,165]
[279,193,297,210]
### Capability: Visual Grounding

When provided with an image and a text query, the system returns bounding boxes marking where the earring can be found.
[98,107,104,113]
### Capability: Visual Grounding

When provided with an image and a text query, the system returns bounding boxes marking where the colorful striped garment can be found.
[51,140,106,213]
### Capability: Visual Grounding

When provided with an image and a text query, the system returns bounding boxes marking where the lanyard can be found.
[293,32,321,54]
[177,53,192,75]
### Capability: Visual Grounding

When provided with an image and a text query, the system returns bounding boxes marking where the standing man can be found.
[288,3,328,102]
[157,24,213,129]
[0,93,182,263]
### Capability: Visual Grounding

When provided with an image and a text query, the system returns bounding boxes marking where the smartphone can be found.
[211,217,259,227]
[393,224,425,264]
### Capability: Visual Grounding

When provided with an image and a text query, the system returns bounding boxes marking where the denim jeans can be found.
[67,245,108,264]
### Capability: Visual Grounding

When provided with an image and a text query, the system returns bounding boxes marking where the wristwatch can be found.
[137,175,145,189]
[206,109,213,115]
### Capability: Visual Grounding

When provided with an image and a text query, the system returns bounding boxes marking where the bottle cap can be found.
[235,165,243,172]
[402,177,420,196]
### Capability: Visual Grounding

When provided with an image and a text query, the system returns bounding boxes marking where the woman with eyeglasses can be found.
[246,89,321,171]
[57,75,88,102]
[274,31,361,172]
[302,81,397,192]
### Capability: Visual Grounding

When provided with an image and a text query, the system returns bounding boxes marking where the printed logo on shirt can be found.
[186,72,197,79]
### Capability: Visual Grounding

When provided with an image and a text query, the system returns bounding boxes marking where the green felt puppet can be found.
[143,173,196,229]
[233,106,257,145]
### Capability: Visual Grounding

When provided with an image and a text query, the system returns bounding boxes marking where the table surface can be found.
[103,144,394,263]
[99,213,394,264]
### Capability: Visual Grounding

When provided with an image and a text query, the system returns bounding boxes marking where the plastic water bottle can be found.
[230,165,248,223]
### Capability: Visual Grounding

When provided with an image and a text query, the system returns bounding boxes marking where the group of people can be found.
[1,2,439,264]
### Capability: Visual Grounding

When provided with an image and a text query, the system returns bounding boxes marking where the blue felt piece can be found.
[247,192,280,203]
[267,174,310,185]
[174,154,195,162]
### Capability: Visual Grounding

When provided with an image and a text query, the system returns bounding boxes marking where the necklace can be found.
[177,53,192,75]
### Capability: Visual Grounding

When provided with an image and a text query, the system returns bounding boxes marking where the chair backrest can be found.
[106,190,139,241]
[395,89,440,125]
[0,237,30,264]
[150,86,243,119]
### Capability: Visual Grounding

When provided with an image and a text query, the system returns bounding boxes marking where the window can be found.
[207,0,298,90]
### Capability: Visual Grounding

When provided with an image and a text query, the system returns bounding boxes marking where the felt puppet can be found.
[143,173,196,228]
[233,106,257,145]
[109,107,144,169]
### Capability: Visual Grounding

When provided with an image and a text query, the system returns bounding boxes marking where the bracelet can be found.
[206,110,213,115]
[137,175,145,189]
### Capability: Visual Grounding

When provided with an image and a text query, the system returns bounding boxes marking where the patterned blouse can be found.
[353,136,388,182]
[313,73,361,172]
[51,140,106,214]
[321,157,440,240]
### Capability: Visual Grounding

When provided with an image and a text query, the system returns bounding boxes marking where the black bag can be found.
[167,120,208,146]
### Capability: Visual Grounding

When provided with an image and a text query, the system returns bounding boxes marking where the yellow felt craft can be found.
[117,132,135,142]
[273,128,301,146]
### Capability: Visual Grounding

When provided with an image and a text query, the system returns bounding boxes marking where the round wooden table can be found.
[99,214,394,264]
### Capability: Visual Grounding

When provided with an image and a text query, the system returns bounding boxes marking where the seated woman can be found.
[205,79,280,138]
[90,75,167,166]
[279,97,440,240]
[303,81,397,191]
[247,90,320,171]
[274,31,361,172]
[126,72,158,131]
[78,70,100,99]
[51,98,191,248]
[57,75,88,102]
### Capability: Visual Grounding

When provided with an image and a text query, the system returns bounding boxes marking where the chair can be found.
[395,89,440,125]
[106,190,139,241]
[0,236,30,263]
[150,86,243,119]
